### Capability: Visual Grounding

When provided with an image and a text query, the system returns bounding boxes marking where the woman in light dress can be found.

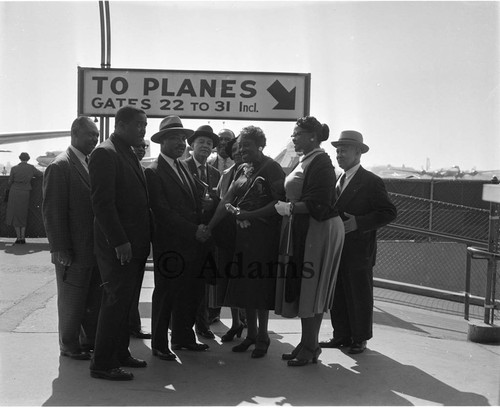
[275,116,345,366]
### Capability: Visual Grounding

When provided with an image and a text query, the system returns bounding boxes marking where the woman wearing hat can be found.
[6,152,43,244]
[207,126,285,358]
[274,116,345,366]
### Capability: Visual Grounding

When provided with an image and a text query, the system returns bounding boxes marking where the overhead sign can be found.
[78,67,310,121]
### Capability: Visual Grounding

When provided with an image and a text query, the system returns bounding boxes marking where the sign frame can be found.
[78,66,310,121]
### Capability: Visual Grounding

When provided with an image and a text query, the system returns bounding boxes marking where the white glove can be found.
[274,200,292,216]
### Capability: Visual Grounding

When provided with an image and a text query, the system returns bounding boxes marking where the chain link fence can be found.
[375,178,499,320]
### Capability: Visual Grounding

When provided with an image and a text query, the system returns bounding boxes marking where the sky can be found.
[0,0,499,172]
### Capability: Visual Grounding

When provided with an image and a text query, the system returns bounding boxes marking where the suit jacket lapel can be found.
[111,135,147,189]
[158,155,196,205]
[185,157,199,180]
[178,159,199,202]
[335,166,365,209]
[67,147,90,189]
[185,156,209,198]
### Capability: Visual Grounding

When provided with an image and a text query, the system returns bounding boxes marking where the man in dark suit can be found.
[42,116,101,360]
[320,131,397,354]
[184,125,221,339]
[145,116,211,361]
[128,138,152,340]
[88,106,151,381]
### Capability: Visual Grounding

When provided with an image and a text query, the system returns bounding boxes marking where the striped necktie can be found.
[336,173,346,198]
[199,164,207,183]
[175,159,188,185]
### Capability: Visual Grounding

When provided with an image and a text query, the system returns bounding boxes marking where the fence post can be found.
[428,179,434,242]
[484,177,499,324]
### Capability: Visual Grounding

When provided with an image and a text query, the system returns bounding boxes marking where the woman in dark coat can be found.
[275,116,345,366]
[6,152,43,244]
[207,126,285,358]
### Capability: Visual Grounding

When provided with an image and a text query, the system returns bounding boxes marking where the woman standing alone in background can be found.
[6,152,43,244]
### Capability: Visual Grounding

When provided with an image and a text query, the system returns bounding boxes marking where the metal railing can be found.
[375,182,499,322]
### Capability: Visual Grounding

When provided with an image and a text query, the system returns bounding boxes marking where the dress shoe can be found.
[287,346,321,367]
[172,343,209,351]
[348,341,367,354]
[232,337,256,352]
[282,342,303,361]
[196,329,215,340]
[221,324,245,342]
[90,367,134,381]
[119,356,147,367]
[251,336,270,359]
[60,350,91,360]
[152,348,177,361]
[130,330,152,339]
[319,337,352,348]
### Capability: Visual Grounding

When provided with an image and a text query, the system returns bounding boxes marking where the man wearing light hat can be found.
[320,130,397,354]
[145,115,212,360]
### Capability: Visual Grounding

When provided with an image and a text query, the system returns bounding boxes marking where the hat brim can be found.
[187,132,219,148]
[331,140,369,153]
[150,127,194,144]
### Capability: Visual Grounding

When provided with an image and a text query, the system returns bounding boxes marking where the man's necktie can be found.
[175,160,196,200]
[85,156,89,165]
[336,173,346,198]
[199,164,207,183]
[222,158,228,171]
[175,159,188,185]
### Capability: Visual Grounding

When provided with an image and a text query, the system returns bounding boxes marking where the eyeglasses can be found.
[291,131,312,138]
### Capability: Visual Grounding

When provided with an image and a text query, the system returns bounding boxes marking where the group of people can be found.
[41,105,396,381]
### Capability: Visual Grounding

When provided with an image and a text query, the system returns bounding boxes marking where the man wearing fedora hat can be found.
[183,124,222,340]
[320,130,396,354]
[145,115,212,359]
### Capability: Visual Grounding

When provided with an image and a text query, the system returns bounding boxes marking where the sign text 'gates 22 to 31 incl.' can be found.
[78,67,310,121]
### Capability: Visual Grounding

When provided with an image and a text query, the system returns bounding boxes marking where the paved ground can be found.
[0,237,499,406]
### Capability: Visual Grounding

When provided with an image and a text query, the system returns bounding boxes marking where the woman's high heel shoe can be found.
[232,337,256,352]
[221,324,244,343]
[287,346,322,367]
[281,343,303,361]
[251,337,270,359]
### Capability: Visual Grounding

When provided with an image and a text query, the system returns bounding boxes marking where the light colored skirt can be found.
[275,215,344,318]
[6,189,30,227]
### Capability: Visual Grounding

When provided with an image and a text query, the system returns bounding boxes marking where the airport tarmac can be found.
[0,238,499,406]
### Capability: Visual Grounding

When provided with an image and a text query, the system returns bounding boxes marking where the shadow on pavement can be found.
[373,308,428,334]
[2,241,50,255]
[42,338,489,406]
